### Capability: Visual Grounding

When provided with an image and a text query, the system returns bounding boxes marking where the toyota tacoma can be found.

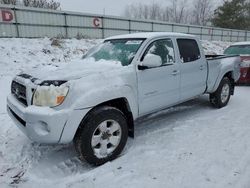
[7,32,241,165]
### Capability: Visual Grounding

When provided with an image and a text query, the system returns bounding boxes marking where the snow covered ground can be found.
[1,38,250,188]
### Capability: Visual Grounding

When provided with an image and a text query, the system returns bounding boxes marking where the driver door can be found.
[137,38,180,116]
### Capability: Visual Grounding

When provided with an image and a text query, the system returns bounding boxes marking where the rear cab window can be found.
[177,39,201,63]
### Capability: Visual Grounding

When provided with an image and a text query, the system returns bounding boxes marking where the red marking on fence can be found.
[93,17,101,27]
[2,10,13,22]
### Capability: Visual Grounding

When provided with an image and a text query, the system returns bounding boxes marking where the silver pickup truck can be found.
[7,32,241,165]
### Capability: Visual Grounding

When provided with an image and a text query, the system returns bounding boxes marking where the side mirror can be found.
[140,54,162,69]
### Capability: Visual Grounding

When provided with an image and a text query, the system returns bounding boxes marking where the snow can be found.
[202,40,232,55]
[26,58,124,81]
[230,41,250,46]
[1,38,250,188]
[106,32,194,40]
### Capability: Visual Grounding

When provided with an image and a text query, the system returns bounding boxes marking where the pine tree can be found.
[212,0,250,30]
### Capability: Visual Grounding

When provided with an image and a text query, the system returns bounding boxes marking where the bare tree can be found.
[0,0,17,5]
[161,7,171,22]
[23,0,31,6]
[168,0,189,23]
[124,2,165,21]
[149,2,161,20]
[123,0,191,24]
[47,0,60,10]
[124,3,153,20]
[192,0,214,25]
[22,0,60,10]
[123,0,218,26]
[142,4,149,19]
[124,4,138,19]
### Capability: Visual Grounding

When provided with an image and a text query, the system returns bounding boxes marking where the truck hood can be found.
[23,58,125,82]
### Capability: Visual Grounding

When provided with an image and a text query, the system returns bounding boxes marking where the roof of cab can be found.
[230,41,250,46]
[105,32,195,40]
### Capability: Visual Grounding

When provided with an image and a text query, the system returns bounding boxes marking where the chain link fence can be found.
[0,4,249,41]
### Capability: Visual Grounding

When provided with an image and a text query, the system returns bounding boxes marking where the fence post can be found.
[230,30,232,42]
[101,16,105,38]
[211,28,213,41]
[129,19,131,34]
[200,27,203,40]
[12,7,19,38]
[63,12,68,38]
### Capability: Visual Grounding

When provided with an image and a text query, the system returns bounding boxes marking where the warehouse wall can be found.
[0,5,249,41]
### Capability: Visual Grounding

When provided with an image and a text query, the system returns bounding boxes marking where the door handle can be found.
[172,70,179,76]
[200,65,204,70]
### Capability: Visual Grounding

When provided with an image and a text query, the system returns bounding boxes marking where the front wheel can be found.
[210,77,231,108]
[74,106,128,166]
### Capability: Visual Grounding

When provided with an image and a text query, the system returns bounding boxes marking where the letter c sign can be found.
[1,10,14,22]
[93,17,101,28]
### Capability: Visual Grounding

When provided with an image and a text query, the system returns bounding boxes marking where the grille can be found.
[11,81,28,106]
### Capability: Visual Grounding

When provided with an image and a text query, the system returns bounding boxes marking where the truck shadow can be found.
[134,95,213,137]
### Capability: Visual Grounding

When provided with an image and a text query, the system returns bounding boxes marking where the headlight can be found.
[33,81,69,107]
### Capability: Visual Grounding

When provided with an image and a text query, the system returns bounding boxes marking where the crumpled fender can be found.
[72,84,138,119]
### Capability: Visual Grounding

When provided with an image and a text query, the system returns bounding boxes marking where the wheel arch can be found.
[224,71,235,95]
[96,98,134,138]
[74,97,135,141]
[211,70,235,94]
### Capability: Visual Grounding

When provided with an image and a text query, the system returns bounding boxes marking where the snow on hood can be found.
[23,58,125,81]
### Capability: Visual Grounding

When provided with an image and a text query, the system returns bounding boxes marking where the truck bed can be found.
[205,54,239,60]
[205,54,241,93]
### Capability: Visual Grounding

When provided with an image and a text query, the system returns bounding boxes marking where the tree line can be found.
[0,0,60,10]
[123,0,214,26]
[123,0,250,30]
[212,0,250,30]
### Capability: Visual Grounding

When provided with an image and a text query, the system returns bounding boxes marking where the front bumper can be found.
[7,94,90,144]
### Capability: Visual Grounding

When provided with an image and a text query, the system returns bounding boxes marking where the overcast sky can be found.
[57,0,166,16]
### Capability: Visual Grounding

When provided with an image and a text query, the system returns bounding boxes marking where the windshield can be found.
[83,38,145,66]
[224,45,250,55]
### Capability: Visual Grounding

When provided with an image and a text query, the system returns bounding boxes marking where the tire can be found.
[209,77,231,108]
[74,106,128,166]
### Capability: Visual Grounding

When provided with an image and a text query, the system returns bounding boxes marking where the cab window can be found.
[177,39,201,63]
[143,39,175,65]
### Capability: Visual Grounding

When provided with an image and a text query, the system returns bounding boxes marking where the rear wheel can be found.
[74,106,128,166]
[210,77,231,108]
